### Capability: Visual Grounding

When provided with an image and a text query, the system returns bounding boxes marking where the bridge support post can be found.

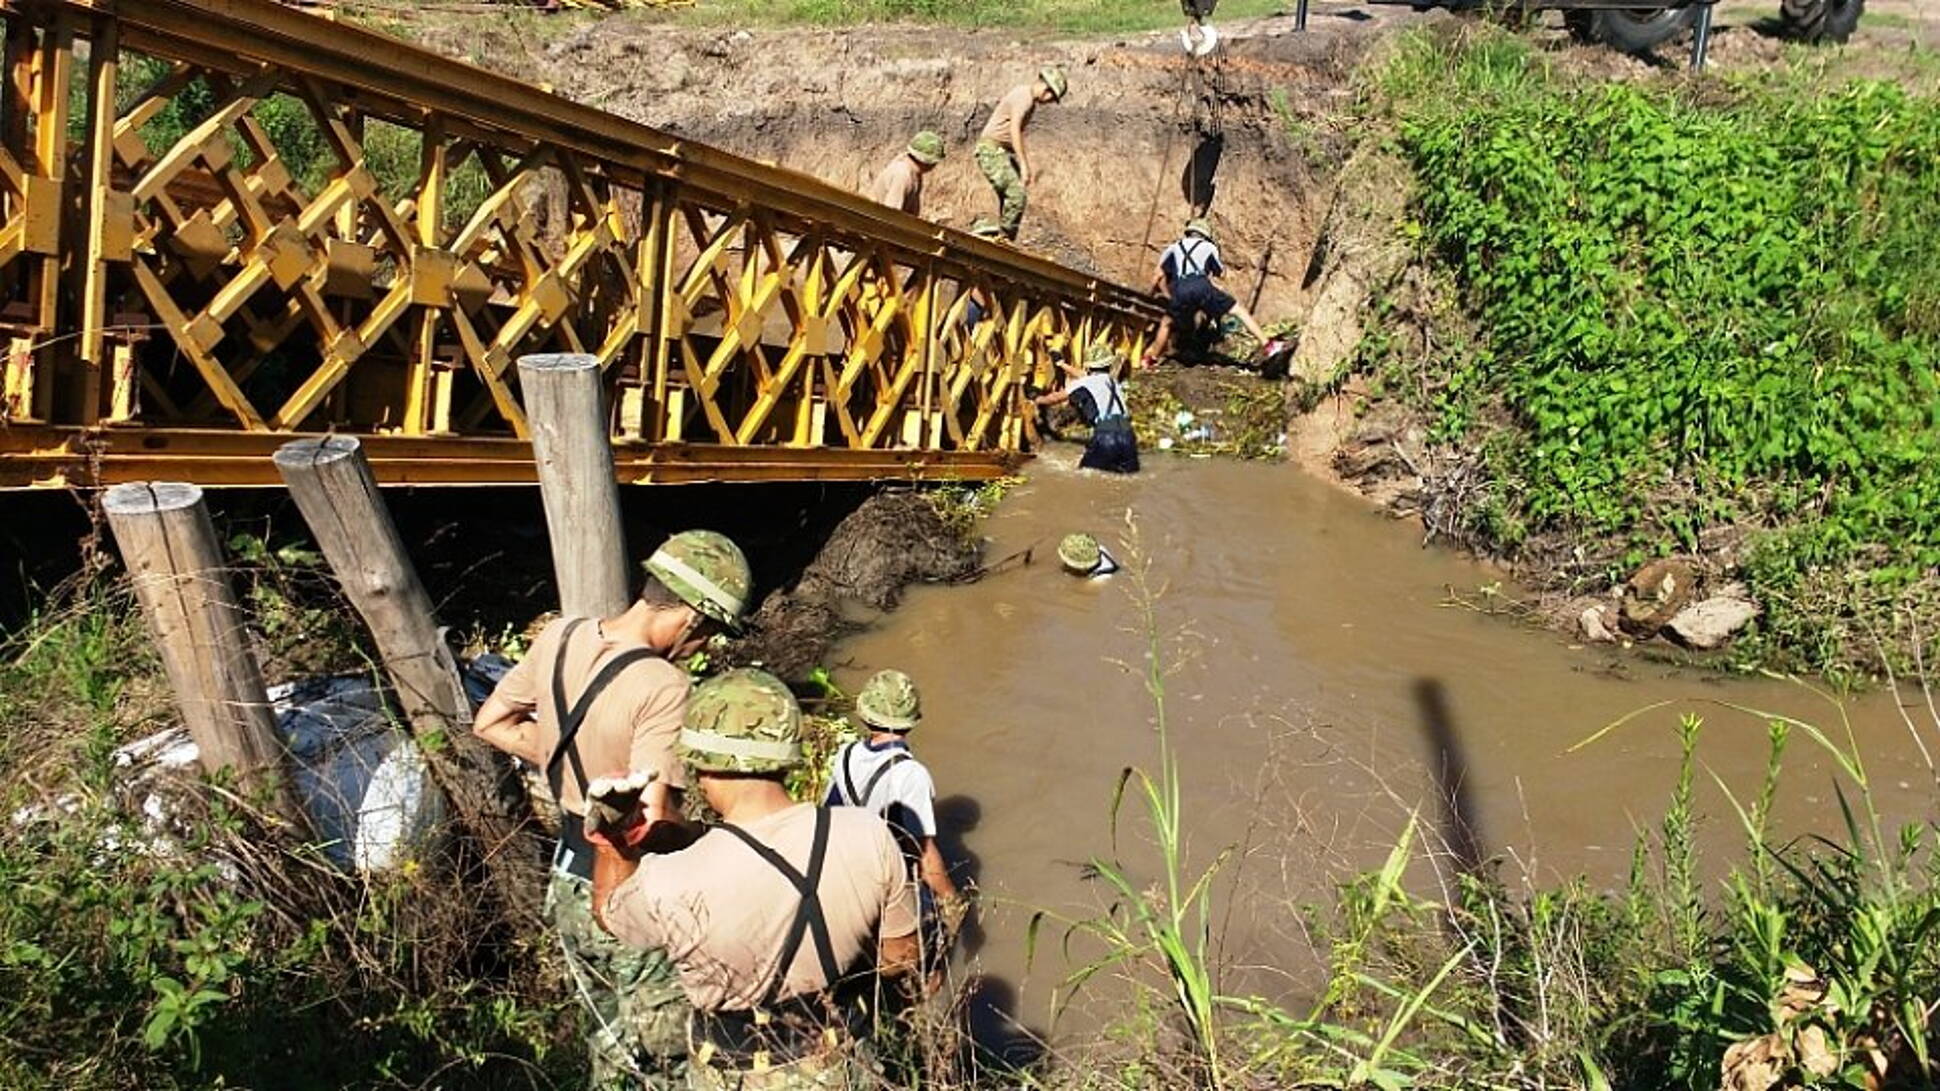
[273,436,543,919]
[518,353,630,618]
[102,482,302,825]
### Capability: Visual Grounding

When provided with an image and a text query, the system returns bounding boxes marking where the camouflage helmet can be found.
[677,668,803,775]
[968,219,1006,240]
[1039,66,1069,100]
[907,130,946,166]
[1184,217,1215,243]
[1084,341,1118,371]
[1058,533,1101,573]
[855,669,921,732]
[643,530,752,629]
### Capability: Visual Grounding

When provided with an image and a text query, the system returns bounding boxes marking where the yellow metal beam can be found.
[0,0,1157,491]
[0,425,1020,488]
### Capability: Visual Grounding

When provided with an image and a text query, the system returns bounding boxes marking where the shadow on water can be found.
[935,794,987,957]
[1412,677,1486,878]
[932,797,1048,1076]
[958,974,1048,1076]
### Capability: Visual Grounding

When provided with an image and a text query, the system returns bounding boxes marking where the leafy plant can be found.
[1370,29,1940,673]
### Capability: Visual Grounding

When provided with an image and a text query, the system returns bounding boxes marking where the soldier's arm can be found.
[874,826,923,978]
[590,843,641,936]
[472,690,544,766]
[878,929,920,978]
[918,837,958,901]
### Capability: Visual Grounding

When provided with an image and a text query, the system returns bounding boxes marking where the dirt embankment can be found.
[403,10,1414,322]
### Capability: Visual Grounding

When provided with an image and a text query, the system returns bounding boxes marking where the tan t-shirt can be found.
[868,156,923,214]
[606,804,919,1011]
[979,83,1038,148]
[487,617,690,817]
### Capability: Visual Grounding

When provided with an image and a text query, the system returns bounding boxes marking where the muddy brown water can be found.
[833,451,1936,1054]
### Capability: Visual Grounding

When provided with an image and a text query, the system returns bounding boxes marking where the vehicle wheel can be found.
[1780,0,1863,41]
[1564,6,1699,52]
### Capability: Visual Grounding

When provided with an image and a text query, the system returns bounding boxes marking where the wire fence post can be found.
[519,353,631,619]
[273,435,544,921]
[103,481,303,826]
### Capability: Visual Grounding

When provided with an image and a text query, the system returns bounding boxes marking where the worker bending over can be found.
[473,530,754,1090]
[1141,218,1284,368]
[1035,342,1139,474]
[868,130,946,215]
[975,66,1067,239]
[593,669,920,1091]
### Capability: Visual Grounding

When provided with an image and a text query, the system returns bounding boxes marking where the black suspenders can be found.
[546,618,659,803]
[717,809,841,1007]
[837,741,911,810]
[1105,382,1126,419]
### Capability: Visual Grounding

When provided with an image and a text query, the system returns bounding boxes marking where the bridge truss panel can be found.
[0,0,1160,487]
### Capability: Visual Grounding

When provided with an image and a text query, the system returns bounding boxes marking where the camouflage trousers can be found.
[973,140,1027,238]
[546,869,690,1090]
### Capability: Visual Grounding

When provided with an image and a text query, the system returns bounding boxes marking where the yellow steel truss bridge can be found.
[0,0,1159,487]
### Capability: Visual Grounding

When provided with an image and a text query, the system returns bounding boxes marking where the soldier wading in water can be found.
[594,669,921,1090]
[1033,341,1140,474]
[474,530,754,1089]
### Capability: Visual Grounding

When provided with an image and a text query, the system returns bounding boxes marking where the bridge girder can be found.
[0,0,1159,488]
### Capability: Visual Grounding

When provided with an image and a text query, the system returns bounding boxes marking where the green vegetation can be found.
[1136,370,1291,460]
[1357,30,1940,674]
[0,569,574,1089]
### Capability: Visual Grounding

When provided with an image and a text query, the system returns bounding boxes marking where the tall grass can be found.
[1027,520,1232,1084]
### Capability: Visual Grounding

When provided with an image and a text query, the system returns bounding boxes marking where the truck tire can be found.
[1563,6,1699,52]
[1780,0,1863,41]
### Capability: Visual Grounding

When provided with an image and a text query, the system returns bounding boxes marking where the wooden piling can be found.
[273,436,542,919]
[517,353,629,618]
[102,481,300,823]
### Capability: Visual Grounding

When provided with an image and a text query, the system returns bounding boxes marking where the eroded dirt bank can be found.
[400,9,1413,320]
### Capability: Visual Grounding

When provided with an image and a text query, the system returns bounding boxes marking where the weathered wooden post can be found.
[102,482,301,823]
[517,353,629,617]
[273,436,542,919]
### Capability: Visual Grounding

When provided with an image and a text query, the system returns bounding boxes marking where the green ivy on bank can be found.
[1390,35,1940,671]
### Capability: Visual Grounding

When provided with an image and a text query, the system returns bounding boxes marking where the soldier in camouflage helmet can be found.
[826,670,961,914]
[473,529,755,1089]
[959,221,1008,338]
[1057,532,1121,579]
[1141,215,1284,369]
[643,529,753,632]
[867,129,946,216]
[1034,343,1141,473]
[975,66,1068,239]
[592,669,922,1091]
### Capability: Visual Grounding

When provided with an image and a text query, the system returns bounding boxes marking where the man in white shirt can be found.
[1033,342,1140,473]
[1141,217,1283,368]
[825,670,960,908]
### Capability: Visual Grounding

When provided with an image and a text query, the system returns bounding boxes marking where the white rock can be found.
[1580,604,1618,643]
[1666,597,1760,650]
